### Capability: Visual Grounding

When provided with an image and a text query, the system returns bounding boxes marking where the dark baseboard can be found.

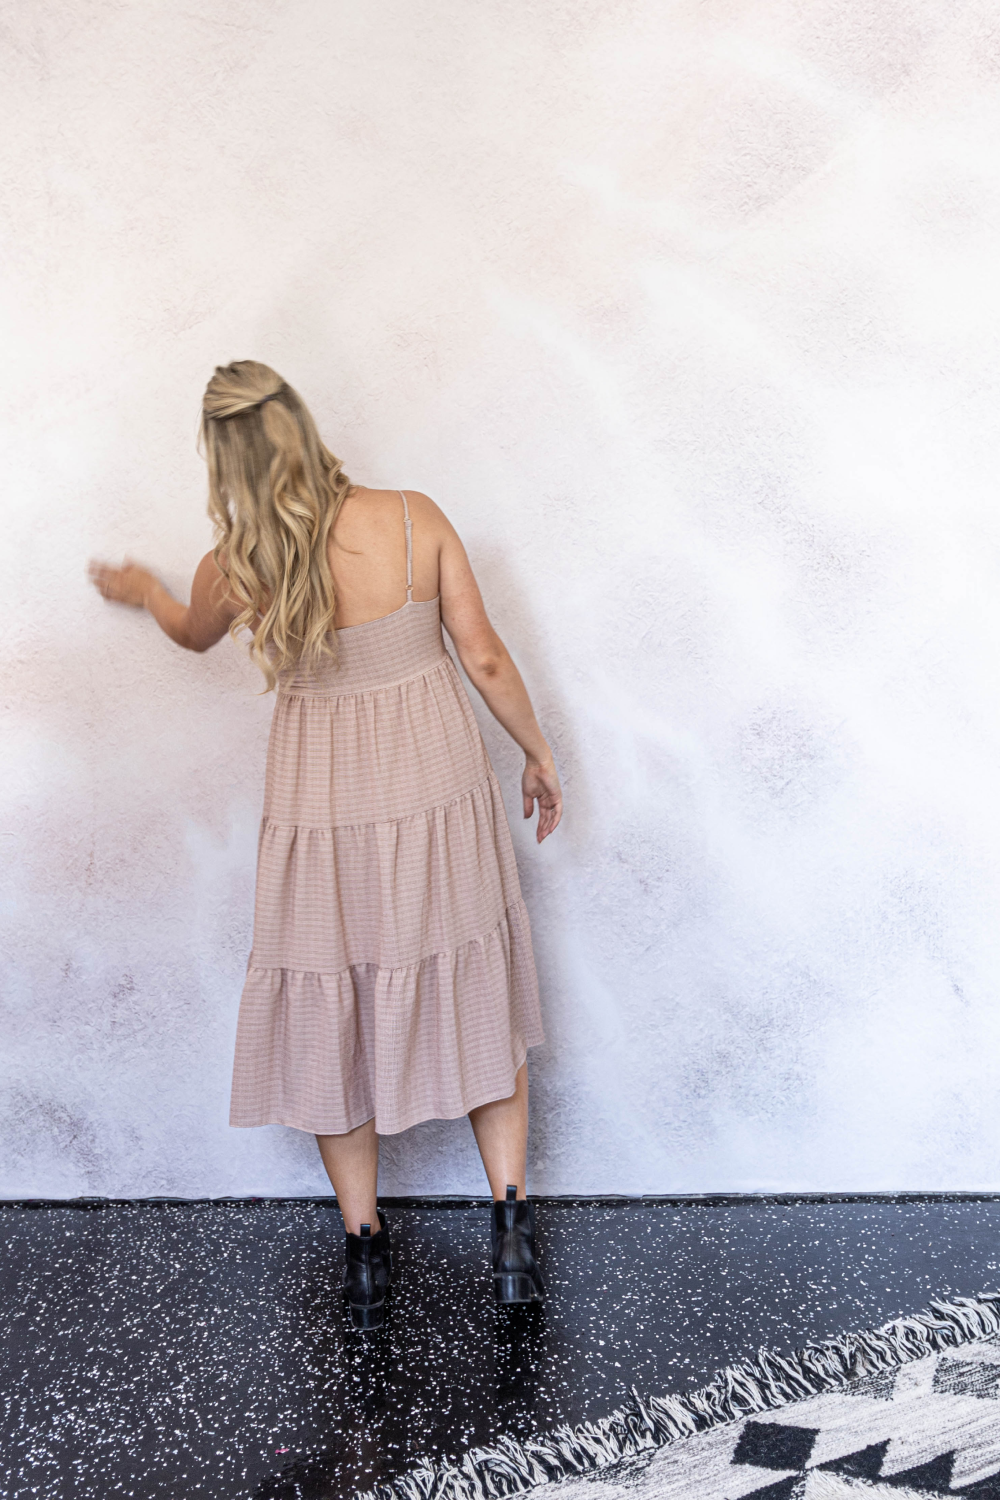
[3,1190,1000,1211]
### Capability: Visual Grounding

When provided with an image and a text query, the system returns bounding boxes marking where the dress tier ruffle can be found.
[229,596,544,1136]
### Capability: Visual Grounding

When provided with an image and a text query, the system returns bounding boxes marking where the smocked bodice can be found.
[278,597,446,698]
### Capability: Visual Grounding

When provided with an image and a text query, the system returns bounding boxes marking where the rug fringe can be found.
[351,1291,1000,1500]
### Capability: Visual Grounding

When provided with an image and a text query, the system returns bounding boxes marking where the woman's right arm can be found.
[88,550,241,652]
[431,499,562,843]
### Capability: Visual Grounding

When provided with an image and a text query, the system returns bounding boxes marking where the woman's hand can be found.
[88,558,156,609]
[522,757,562,843]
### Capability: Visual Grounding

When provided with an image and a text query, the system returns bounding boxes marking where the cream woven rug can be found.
[356,1295,1000,1499]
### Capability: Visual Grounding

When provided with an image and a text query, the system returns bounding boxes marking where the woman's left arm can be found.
[88,550,240,652]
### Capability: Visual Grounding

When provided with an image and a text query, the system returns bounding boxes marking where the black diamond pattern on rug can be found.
[818,1440,890,1480]
[731,1421,818,1472]
[934,1360,1000,1399]
[846,1367,899,1401]
[881,1450,955,1491]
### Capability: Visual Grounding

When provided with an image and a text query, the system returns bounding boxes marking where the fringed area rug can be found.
[355,1294,1000,1499]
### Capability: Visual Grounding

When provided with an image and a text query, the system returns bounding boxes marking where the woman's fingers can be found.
[88,559,150,608]
[89,561,117,597]
[537,794,562,842]
[521,764,563,842]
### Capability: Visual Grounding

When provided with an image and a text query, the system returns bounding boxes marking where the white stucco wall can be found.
[4,0,1000,1197]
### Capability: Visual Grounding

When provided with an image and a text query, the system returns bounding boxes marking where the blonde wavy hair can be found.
[201,360,351,691]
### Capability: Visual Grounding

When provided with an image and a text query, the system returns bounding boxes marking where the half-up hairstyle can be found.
[201,360,351,691]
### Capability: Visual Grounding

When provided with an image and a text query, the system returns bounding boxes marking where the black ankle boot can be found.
[491,1185,545,1304]
[344,1209,391,1329]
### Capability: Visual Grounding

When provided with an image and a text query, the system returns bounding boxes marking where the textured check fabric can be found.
[230,499,543,1137]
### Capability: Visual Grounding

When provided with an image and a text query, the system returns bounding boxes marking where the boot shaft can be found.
[491,1185,545,1302]
[492,1189,536,1266]
[344,1211,392,1305]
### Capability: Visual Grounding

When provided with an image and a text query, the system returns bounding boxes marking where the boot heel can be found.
[494,1272,536,1304]
[349,1298,385,1329]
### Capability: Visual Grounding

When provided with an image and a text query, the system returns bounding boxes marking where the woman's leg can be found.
[316,1118,379,1234]
[468,1062,529,1199]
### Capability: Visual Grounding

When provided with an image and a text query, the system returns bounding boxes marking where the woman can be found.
[89,360,561,1329]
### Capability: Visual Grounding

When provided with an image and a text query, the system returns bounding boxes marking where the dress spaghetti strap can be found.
[399,490,413,603]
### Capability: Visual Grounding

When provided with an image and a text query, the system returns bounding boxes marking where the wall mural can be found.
[4,0,1000,1196]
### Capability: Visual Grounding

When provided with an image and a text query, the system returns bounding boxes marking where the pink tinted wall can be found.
[5,1,1000,1195]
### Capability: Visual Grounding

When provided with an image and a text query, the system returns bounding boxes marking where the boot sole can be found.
[348,1298,385,1330]
[494,1272,543,1304]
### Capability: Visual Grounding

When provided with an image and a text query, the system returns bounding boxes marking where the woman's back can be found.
[330,487,441,628]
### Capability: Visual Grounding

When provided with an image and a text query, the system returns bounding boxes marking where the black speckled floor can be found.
[3,1197,1000,1499]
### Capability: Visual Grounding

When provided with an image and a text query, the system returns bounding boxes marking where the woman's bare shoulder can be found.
[343,486,454,535]
[403,489,457,536]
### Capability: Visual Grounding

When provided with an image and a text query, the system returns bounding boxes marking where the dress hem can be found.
[228,1039,538,1137]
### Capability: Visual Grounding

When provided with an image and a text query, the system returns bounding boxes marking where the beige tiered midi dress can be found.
[229,492,544,1136]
